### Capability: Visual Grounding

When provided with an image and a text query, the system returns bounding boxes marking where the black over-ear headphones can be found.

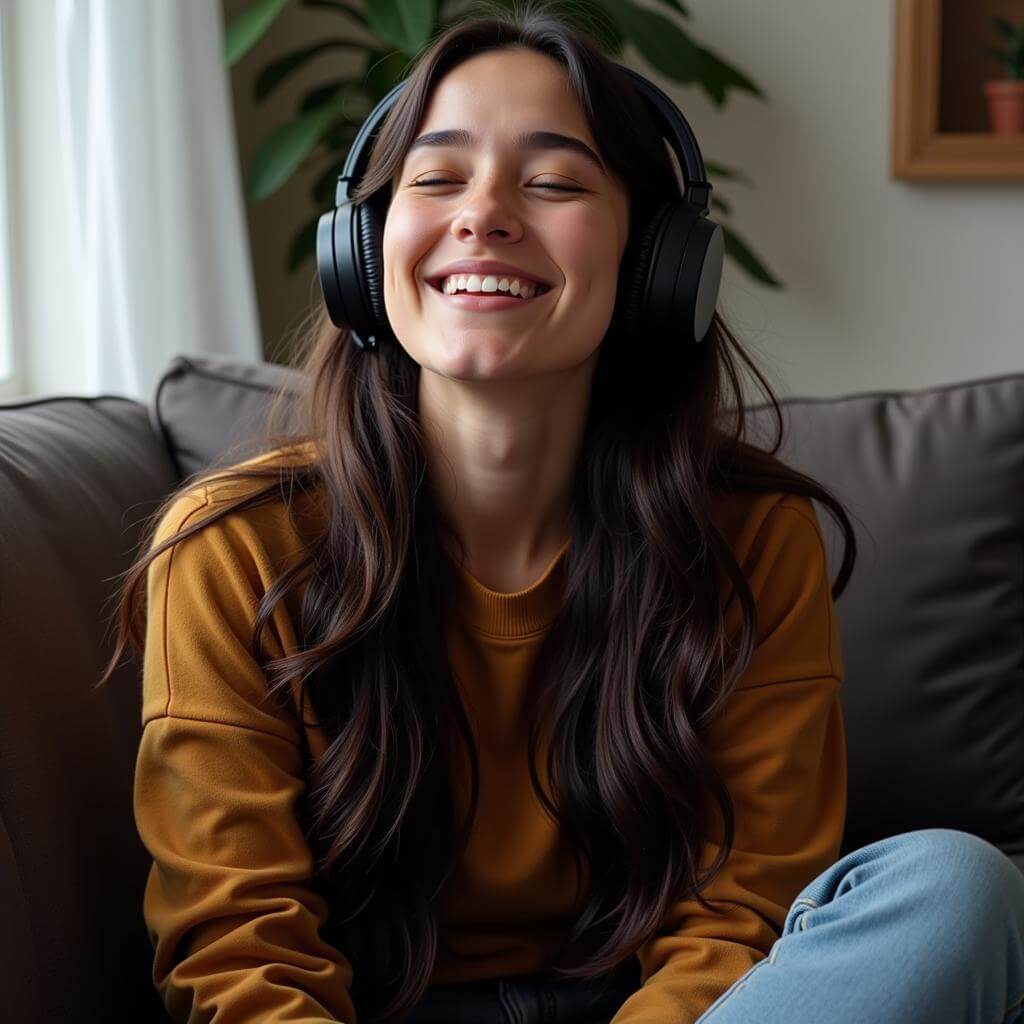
[316,62,724,353]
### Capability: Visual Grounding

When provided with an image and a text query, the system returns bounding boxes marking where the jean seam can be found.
[778,897,820,950]
[790,897,820,911]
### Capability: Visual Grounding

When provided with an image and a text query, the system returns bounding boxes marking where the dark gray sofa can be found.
[2,354,1022,1022]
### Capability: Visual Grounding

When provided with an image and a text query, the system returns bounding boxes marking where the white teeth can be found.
[440,273,541,298]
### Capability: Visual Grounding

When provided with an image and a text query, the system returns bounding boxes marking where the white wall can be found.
[5,0,1023,401]
[669,0,1024,397]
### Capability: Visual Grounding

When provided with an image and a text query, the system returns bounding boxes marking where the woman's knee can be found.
[895,828,1024,936]
[902,829,1020,887]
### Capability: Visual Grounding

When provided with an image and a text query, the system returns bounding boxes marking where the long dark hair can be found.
[97,4,858,1022]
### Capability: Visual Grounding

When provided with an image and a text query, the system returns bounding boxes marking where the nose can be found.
[450,182,524,243]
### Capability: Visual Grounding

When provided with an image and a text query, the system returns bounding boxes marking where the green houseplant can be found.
[982,14,1024,135]
[225,0,784,288]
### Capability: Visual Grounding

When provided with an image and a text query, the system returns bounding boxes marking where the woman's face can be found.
[382,47,630,381]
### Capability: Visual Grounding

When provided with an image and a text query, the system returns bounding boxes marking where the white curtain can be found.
[55,0,262,401]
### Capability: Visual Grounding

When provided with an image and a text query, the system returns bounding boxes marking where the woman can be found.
[97,5,1024,1024]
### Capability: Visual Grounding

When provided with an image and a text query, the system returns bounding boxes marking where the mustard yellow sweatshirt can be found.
[134,447,846,1024]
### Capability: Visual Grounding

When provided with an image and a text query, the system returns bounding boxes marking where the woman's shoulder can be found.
[711,488,821,561]
[712,488,842,686]
[151,440,326,562]
[710,488,829,616]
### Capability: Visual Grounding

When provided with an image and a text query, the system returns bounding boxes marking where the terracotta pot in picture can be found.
[984,79,1024,134]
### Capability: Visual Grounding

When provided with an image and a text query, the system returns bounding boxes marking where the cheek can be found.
[384,199,447,257]
[382,207,425,267]
[382,210,438,307]
[546,206,622,282]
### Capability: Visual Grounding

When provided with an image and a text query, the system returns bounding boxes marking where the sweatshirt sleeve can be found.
[133,488,357,1024]
[609,495,847,1024]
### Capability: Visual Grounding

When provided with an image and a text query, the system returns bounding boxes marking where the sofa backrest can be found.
[0,393,179,1022]
[151,353,307,481]
[738,374,1024,873]
[154,356,1024,875]
[2,354,1022,1023]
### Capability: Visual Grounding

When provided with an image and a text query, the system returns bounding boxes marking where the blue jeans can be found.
[403,829,1024,1024]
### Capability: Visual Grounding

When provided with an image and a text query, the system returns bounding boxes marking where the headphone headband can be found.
[333,78,405,208]
[613,65,712,214]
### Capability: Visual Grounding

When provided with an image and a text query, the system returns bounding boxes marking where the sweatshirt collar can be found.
[450,538,571,638]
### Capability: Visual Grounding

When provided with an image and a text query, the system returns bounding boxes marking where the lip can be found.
[425,280,552,311]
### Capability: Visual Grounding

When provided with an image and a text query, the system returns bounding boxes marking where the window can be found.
[0,3,19,399]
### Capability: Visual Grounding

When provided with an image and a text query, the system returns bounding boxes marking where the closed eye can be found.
[409,178,581,192]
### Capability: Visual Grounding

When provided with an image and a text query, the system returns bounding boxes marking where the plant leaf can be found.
[323,114,370,149]
[990,16,1017,41]
[365,0,437,56]
[594,0,701,84]
[301,0,369,27]
[248,93,349,201]
[693,42,766,107]
[223,0,291,67]
[254,39,366,101]
[710,194,731,216]
[722,224,783,289]
[648,0,692,19]
[298,77,351,112]
[1012,33,1024,73]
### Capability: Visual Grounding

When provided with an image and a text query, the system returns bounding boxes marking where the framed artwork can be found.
[893,0,1024,180]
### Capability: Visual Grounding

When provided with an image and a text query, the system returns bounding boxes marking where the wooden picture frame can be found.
[893,0,1024,180]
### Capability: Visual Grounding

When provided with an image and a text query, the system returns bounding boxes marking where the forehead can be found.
[405,49,598,159]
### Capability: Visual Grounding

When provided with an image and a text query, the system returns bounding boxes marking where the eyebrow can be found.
[406,128,606,174]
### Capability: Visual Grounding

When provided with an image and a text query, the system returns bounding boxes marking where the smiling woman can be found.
[100,6,864,1024]
[382,45,629,400]
[377,46,636,596]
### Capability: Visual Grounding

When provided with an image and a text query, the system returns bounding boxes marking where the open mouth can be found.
[426,277,553,300]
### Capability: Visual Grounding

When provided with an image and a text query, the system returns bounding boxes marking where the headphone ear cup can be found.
[316,204,348,330]
[351,199,388,349]
[615,200,723,348]
[616,201,672,342]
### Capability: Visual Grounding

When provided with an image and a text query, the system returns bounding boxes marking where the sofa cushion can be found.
[0,394,179,1021]
[151,353,306,483]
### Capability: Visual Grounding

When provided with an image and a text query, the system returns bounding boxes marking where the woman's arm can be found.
[134,490,356,1024]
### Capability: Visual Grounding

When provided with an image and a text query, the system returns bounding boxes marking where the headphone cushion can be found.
[618,202,671,340]
[356,199,387,326]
